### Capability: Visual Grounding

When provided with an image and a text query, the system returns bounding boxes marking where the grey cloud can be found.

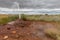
[0,0,60,9]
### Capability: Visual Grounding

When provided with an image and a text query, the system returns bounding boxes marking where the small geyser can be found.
[11,2,21,19]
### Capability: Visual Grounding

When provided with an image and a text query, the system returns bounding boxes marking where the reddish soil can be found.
[0,19,59,40]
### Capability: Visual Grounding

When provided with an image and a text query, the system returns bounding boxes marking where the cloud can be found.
[0,0,60,9]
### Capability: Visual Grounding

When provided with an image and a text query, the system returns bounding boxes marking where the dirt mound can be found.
[0,19,59,40]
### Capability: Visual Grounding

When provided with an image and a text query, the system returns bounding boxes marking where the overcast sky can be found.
[0,0,60,9]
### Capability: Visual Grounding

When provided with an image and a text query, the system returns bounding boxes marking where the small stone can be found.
[3,36,8,39]
[15,35,20,38]
[11,35,20,39]
[12,31,16,34]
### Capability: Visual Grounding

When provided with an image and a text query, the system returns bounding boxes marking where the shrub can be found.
[21,14,26,21]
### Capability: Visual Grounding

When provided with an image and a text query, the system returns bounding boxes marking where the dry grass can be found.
[21,14,60,21]
[0,14,19,25]
[0,14,8,18]
[45,28,60,40]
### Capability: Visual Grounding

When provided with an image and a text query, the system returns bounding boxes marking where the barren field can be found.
[0,14,60,40]
[0,19,60,40]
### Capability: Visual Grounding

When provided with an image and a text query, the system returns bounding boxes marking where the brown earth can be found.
[0,19,60,40]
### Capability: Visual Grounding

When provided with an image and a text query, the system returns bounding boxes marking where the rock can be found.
[12,31,16,34]
[3,36,8,39]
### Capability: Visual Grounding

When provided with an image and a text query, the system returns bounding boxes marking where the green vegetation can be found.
[21,14,60,21]
[1,14,60,25]
[21,14,26,20]
[0,14,19,25]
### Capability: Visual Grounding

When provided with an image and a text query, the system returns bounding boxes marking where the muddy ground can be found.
[0,19,60,40]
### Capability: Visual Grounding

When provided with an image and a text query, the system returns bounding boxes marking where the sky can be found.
[0,0,60,9]
[0,0,60,14]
